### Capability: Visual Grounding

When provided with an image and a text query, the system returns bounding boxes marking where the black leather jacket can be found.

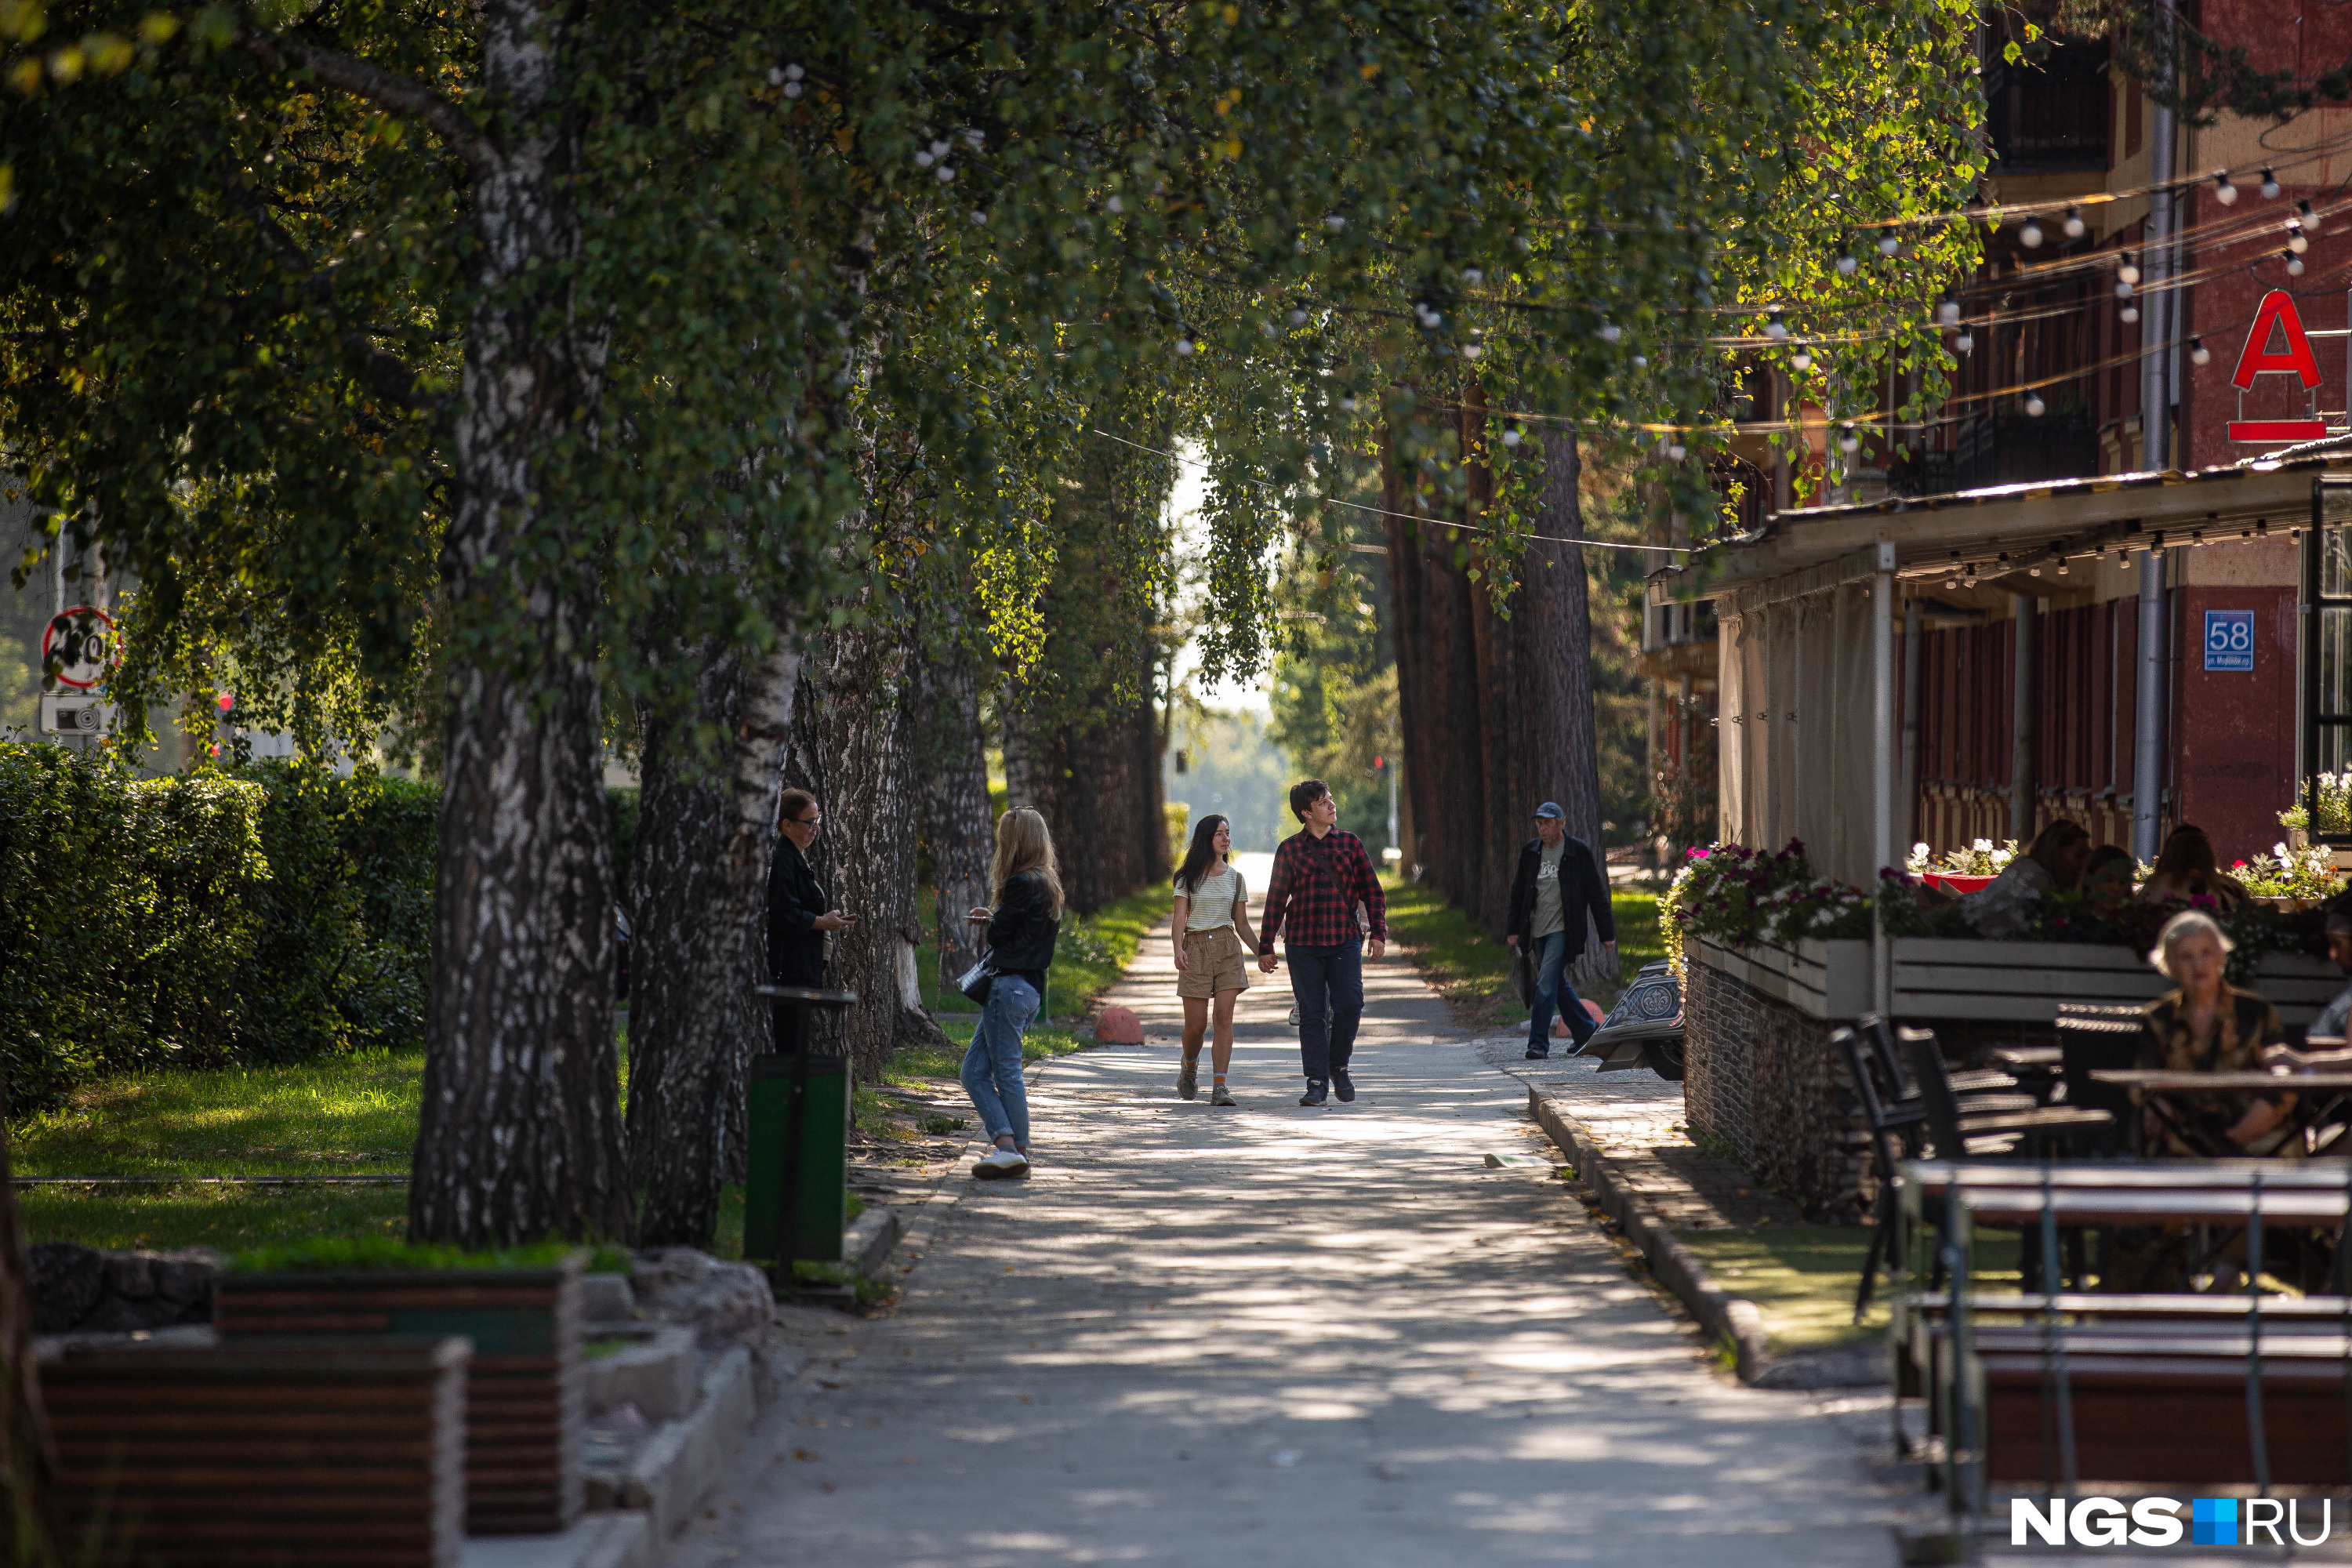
[985,869,1062,978]
[766,837,829,987]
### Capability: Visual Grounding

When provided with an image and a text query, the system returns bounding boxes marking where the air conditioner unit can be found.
[39,695,114,735]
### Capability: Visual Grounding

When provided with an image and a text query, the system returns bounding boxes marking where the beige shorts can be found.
[1178,927,1251,999]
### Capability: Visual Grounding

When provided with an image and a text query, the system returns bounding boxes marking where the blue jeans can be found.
[1287,939,1363,1083]
[961,975,1040,1146]
[1528,931,1595,1055]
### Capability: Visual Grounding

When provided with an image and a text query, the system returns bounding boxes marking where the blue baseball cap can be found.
[1534,802,1563,819]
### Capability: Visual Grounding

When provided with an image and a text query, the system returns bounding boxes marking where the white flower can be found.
[1972,838,1994,854]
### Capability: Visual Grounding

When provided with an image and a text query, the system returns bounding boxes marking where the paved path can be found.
[677,917,1915,1566]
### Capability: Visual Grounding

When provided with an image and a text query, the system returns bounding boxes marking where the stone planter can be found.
[214,1255,583,1535]
[42,1334,469,1567]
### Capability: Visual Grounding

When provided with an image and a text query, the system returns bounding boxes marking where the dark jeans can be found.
[1287,938,1364,1083]
[1527,931,1596,1055]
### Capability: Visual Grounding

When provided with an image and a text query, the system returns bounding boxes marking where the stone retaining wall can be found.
[1683,954,1871,1220]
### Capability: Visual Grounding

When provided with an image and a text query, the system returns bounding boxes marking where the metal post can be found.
[2011,594,2036,844]
[2135,550,2168,861]
[1874,545,1896,1017]
[1385,760,1399,858]
[2133,1,2177,865]
[1901,599,1922,854]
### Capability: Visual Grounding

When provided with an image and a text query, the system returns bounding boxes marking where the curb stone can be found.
[1523,1084,1774,1383]
[844,1205,902,1278]
[458,1513,655,1568]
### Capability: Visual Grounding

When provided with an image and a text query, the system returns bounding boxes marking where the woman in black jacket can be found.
[960,807,1064,1178]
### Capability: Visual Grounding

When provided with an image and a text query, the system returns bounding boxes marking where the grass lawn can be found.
[17,881,1163,1257]
[1381,873,1665,1030]
[1674,1225,2022,1354]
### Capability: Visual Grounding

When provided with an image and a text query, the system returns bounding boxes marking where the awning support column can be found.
[2012,594,2036,844]
[1873,543,1896,1018]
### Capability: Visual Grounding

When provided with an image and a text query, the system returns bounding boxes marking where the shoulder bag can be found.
[958,951,999,1006]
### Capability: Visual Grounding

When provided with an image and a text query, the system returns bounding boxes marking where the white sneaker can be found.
[972,1145,1029,1178]
[1288,1006,1301,1027]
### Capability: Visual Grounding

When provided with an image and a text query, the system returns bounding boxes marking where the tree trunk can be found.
[1530,430,1615,993]
[0,1112,56,1566]
[908,601,996,987]
[624,640,800,1249]
[818,622,920,1082]
[412,1,633,1246]
[1384,443,1436,884]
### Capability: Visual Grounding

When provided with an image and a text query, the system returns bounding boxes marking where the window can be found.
[2301,477,2352,841]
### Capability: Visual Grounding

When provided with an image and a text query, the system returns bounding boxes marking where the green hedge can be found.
[0,746,438,1112]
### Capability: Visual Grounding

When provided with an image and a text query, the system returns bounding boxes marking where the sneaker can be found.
[1298,1081,1328,1107]
[1210,1083,1237,1106]
[1524,1048,1549,1060]
[972,1145,1029,1178]
[1288,1005,1301,1028]
[1332,1071,1356,1102]
[1177,1060,1198,1100]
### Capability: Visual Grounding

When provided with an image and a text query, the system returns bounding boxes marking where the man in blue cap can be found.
[1505,801,1614,1060]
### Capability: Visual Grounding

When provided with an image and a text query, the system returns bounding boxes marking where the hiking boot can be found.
[1298,1080,1328,1107]
[1332,1071,1356,1103]
[1210,1082,1237,1106]
[1177,1059,1198,1100]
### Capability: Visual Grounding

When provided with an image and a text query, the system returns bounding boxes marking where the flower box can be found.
[42,1334,469,1567]
[214,1254,584,1535]
[1690,936,1871,1019]
[1923,872,1996,896]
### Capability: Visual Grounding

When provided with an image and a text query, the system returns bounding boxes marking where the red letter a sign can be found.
[2229,289,2325,441]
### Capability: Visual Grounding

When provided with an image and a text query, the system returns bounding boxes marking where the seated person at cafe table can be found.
[2133,909,2294,1156]
[2080,843,2136,911]
[1956,819,2092,938]
[2311,901,2352,1041]
[2135,823,2249,911]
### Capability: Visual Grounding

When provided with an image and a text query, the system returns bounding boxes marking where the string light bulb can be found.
[1667,441,1686,461]
[1938,298,1962,327]
[1879,234,1900,256]
[2288,252,2307,276]
[2024,392,2046,416]
[1836,253,1857,278]
[1955,331,1974,355]
[2120,304,2140,323]
[1791,350,1813,371]
[2262,167,2281,199]
[2118,258,2141,285]
[1763,308,1788,341]
[1837,423,1860,454]
[2289,224,2309,255]
[2299,199,2322,234]
[1598,322,1622,343]
[1501,425,1523,448]
[2215,172,2239,205]
[2190,337,2210,366]
[2063,206,2085,238]
[2020,216,2044,248]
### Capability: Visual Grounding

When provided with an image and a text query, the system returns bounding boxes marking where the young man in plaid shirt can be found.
[1257,778,1388,1105]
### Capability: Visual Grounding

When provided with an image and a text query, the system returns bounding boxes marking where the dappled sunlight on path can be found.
[678,916,1904,1566]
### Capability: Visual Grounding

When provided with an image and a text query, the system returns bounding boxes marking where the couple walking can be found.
[1171,778,1387,1107]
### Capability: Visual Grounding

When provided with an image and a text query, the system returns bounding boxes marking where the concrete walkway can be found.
[675,916,1914,1566]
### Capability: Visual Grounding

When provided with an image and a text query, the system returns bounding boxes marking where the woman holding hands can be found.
[1171,814,1258,1105]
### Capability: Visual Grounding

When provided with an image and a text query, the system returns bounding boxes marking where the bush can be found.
[0,746,440,1112]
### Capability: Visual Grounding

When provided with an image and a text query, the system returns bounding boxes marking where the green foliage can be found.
[227,1236,591,1274]
[0,745,436,1109]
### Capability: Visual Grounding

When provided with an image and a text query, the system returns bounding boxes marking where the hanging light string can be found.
[1084,426,1698,554]
[1445,245,2352,440]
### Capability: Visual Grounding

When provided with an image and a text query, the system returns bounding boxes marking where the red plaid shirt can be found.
[1259,827,1387,950]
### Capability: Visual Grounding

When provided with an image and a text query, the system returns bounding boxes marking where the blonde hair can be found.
[2150,908,2234,978]
[989,807,1065,917]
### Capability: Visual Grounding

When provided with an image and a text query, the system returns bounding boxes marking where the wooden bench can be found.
[40,1334,467,1568]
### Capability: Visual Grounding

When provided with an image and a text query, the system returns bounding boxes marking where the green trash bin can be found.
[745,985,858,1267]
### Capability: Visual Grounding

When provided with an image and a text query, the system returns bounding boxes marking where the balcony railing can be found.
[1951,415,2100,492]
[1986,43,2110,174]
